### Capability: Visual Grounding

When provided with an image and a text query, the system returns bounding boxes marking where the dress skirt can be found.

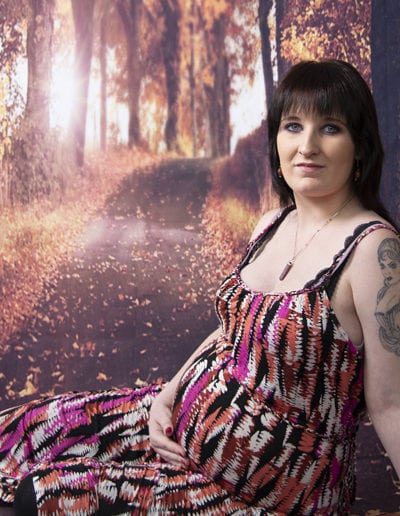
[0,385,248,515]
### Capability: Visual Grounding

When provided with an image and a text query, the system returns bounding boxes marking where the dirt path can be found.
[0,157,219,408]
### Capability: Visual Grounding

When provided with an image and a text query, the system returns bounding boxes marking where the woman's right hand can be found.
[147,327,221,469]
[148,389,189,469]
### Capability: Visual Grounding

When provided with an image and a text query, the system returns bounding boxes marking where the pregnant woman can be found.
[1,59,400,515]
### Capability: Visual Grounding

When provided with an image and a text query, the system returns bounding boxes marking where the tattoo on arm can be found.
[374,238,400,356]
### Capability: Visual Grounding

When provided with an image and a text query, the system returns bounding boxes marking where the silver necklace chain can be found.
[279,195,354,281]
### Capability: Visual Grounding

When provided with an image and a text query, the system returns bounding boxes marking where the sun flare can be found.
[50,53,76,131]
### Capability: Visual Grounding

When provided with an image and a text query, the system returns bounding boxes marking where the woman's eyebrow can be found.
[280,114,301,121]
[280,114,347,124]
[322,116,346,123]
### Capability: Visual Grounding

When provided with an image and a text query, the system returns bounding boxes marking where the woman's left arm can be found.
[351,229,400,479]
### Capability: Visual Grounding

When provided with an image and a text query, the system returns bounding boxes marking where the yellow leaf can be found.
[134,378,147,387]
[19,379,38,397]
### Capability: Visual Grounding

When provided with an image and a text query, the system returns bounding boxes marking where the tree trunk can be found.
[100,0,108,151]
[26,0,54,132]
[258,0,274,110]
[117,0,142,148]
[206,15,230,158]
[70,0,95,167]
[11,0,54,204]
[189,0,197,157]
[275,0,290,80]
[371,0,400,221]
[161,0,181,153]
[197,5,212,157]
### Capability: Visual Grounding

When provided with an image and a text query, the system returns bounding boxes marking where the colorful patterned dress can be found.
[0,211,395,515]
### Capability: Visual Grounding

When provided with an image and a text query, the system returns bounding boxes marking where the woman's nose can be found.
[298,130,319,157]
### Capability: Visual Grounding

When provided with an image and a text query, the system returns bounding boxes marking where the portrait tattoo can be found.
[374,238,400,356]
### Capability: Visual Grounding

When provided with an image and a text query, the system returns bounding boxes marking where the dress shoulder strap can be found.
[240,205,295,268]
[310,220,399,294]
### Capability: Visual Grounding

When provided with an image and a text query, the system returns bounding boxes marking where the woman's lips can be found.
[296,161,323,167]
[295,162,324,173]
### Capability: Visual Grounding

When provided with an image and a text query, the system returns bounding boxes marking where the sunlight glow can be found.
[15,49,263,153]
[50,53,75,131]
[230,55,266,151]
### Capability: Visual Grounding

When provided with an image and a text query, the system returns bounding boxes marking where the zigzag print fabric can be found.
[0,386,250,514]
[0,214,396,514]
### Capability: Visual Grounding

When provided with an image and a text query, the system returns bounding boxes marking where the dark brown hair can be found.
[268,59,392,222]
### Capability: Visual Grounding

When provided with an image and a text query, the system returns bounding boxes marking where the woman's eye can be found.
[284,122,302,132]
[322,124,340,134]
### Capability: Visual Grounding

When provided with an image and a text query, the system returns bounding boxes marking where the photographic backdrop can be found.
[0,0,399,512]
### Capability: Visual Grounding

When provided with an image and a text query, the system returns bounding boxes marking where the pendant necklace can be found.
[279,195,354,281]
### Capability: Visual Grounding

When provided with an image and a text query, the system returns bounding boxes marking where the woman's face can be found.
[276,110,356,200]
[379,254,400,286]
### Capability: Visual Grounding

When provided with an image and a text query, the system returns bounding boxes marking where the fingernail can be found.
[165,426,173,436]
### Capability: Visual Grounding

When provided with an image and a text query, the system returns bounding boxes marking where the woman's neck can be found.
[293,192,359,228]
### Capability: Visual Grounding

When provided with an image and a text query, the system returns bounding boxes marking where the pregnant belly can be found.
[172,359,346,509]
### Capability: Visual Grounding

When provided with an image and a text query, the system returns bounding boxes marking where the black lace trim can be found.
[304,220,384,292]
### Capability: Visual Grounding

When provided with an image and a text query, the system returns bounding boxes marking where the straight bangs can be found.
[279,77,354,125]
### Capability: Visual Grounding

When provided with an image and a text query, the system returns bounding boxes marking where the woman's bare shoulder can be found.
[250,207,282,240]
[352,211,399,245]
[348,213,400,268]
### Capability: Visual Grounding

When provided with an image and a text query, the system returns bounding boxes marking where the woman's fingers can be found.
[157,447,189,468]
[148,393,189,468]
[149,418,188,465]
[150,430,189,467]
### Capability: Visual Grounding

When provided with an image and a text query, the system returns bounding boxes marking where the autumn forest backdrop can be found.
[0,0,400,511]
